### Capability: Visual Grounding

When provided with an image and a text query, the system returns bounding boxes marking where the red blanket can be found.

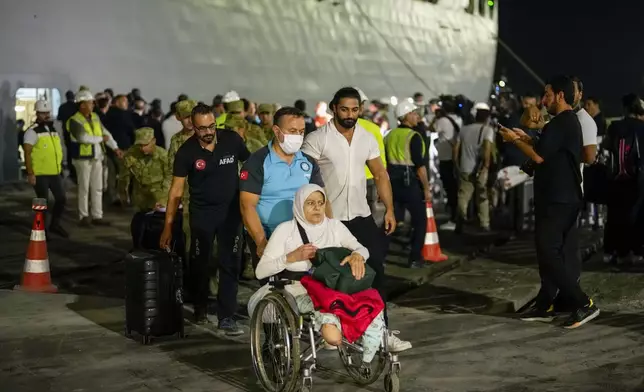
[300,276,384,343]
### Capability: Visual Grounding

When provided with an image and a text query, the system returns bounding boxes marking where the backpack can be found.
[610,125,641,181]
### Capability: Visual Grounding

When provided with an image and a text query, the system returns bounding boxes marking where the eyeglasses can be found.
[194,124,217,132]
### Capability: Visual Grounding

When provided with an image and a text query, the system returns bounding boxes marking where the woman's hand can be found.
[286,244,317,263]
[341,253,366,280]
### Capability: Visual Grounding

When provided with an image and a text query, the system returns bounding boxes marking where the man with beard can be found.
[23,100,68,238]
[499,75,599,329]
[302,87,412,352]
[160,103,250,334]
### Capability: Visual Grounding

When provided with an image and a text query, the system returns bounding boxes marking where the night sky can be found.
[496,0,643,116]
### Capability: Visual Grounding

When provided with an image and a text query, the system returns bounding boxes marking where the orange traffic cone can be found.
[422,202,448,263]
[14,198,57,293]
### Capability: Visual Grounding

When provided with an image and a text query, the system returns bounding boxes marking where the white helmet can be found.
[75,90,94,103]
[222,90,240,103]
[470,102,491,117]
[395,101,417,119]
[34,100,51,113]
[353,87,368,103]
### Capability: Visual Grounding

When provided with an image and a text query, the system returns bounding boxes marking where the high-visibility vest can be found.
[216,113,227,129]
[358,118,387,179]
[384,127,426,166]
[28,122,63,175]
[66,112,103,159]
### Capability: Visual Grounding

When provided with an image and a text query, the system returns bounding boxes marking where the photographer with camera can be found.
[499,75,599,329]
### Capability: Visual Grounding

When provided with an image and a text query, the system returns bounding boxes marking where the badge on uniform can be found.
[219,155,235,165]
[300,162,311,172]
[195,159,206,171]
[240,170,249,180]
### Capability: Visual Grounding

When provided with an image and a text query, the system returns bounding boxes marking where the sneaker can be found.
[408,260,425,269]
[218,317,243,336]
[562,299,600,329]
[520,305,555,322]
[440,221,456,231]
[194,306,210,325]
[78,217,91,227]
[387,330,412,352]
[91,218,111,226]
[49,224,69,238]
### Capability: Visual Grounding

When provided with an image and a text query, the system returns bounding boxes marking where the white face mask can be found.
[279,131,304,154]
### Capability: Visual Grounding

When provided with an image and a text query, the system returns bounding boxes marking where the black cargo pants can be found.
[190,206,243,321]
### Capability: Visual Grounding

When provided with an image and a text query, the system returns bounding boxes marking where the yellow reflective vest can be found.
[358,118,386,179]
[384,127,426,166]
[29,123,63,175]
[66,112,103,159]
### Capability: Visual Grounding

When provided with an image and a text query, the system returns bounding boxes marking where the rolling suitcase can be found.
[125,249,185,345]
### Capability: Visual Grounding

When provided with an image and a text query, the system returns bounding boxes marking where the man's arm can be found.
[117,156,132,203]
[101,126,119,151]
[69,119,103,144]
[240,191,266,248]
[164,176,186,229]
[22,129,37,180]
[410,134,431,200]
[366,157,394,212]
[582,144,597,165]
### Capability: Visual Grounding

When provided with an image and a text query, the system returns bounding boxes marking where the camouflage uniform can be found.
[118,128,170,211]
[225,100,269,147]
[258,103,275,142]
[224,114,265,153]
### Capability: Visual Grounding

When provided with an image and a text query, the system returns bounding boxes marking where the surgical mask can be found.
[279,131,304,154]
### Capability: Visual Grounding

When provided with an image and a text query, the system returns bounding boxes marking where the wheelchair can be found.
[249,278,402,392]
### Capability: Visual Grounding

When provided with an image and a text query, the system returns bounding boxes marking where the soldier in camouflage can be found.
[119,127,170,248]
[119,127,170,210]
[226,100,269,146]
[224,114,264,154]
[257,103,275,142]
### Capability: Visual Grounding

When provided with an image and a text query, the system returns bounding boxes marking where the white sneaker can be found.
[440,221,456,231]
[323,342,337,350]
[387,330,412,353]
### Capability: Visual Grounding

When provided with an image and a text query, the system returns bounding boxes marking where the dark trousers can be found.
[534,202,588,310]
[33,174,67,228]
[190,208,243,320]
[392,180,427,263]
[605,180,641,257]
[439,160,458,221]
[341,215,388,325]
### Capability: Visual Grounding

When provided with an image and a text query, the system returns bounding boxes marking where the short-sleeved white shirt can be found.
[577,108,597,147]
[457,123,495,173]
[302,120,380,221]
[434,114,463,161]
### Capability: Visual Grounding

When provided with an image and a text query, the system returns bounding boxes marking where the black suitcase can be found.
[132,211,184,253]
[125,249,185,345]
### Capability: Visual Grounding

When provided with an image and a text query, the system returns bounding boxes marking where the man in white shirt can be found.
[432,99,463,230]
[302,87,411,352]
[453,103,495,232]
[162,102,183,150]
[572,77,600,230]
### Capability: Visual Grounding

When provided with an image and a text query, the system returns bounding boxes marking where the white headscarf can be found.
[293,184,330,245]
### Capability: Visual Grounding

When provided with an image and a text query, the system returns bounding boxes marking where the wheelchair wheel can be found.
[338,344,386,386]
[250,292,301,392]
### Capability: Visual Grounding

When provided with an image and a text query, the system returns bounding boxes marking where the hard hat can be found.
[470,102,491,117]
[473,102,490,111]
[34,100,51,113]
[395,101,417,119]
[75,90,94,103]
[222,90,240,103]
[354,87,368,103]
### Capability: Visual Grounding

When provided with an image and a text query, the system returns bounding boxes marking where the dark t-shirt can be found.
[173,130,250,210]
[533,110,583,205]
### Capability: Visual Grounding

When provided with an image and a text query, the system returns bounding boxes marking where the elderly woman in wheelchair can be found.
[248,184,406,392]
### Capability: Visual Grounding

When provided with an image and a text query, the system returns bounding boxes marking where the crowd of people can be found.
[18,76,644,357]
